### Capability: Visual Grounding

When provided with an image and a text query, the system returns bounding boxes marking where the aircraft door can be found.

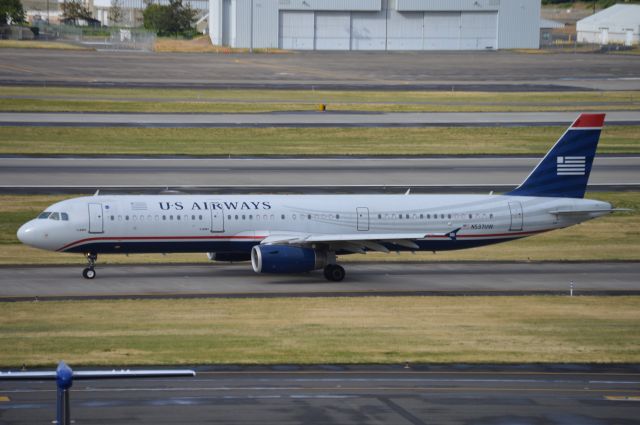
[88,203,104,234]
[508,201,523,231]
[357,207,369,231]
[210,202,224,232]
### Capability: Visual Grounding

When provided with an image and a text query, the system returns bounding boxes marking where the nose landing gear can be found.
[82,253,97,279]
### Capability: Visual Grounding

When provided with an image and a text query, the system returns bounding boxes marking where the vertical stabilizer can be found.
[507,114,605,198]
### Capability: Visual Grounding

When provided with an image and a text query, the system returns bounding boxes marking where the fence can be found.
[540,28,637,53]
[41,25,156,51]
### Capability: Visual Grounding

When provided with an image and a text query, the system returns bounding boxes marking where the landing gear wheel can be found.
[323,264,345,282]
[82,252,98,280]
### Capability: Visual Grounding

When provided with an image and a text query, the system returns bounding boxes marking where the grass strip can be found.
[2,86,638,104]
[0,296,638,366]
[4,98,638,113]
[0,192,637,265]
[0,40,90,50]
[1,126,639,155]
[1,87,638,113]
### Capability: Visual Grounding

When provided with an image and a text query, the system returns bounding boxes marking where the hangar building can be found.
[209,0,541,51]
[577,4,640,46]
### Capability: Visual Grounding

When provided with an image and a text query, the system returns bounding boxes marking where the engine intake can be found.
[251,245,328,274]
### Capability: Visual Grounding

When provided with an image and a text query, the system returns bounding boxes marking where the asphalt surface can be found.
[0,157,636,192]
[1,111,639,127]
[2,366,640,424]
[1,262,638,301]
[1,49,640,91]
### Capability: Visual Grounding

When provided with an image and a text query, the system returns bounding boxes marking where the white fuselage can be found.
[17,194,611,255]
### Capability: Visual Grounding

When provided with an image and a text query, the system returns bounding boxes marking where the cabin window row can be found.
[377,213,494,220]
[226,214,341,221]
[110,215,205,222]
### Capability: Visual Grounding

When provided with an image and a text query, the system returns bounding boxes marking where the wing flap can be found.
[259,229,462,248]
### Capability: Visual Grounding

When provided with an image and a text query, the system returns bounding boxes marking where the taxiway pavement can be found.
[2,366,639,424]
[2,49,640,91]
[1,262,638,300]
[1,111,639,127]
[0,156,637,191]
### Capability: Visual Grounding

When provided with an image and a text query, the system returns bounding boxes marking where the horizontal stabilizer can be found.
[548,208,631,216]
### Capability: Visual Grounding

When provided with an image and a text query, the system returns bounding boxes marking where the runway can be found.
[2,365,639,424]
[1,111,640,128]
[0,156,637,193]
[2,49,640,91]
[1,262,638,301]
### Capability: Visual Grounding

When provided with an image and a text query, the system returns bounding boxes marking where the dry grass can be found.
[154,36,289,54]
[1,86,638,113]
[0,40,90,50]
[0,296,638,366]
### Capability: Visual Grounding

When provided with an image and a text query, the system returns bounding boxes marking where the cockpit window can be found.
[61,213,69,221]
[49,212,60,220]
[37,212,51,219]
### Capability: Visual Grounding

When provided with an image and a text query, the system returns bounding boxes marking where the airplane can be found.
[17,113,622,282]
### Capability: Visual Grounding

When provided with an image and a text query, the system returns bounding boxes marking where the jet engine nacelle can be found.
[207,252,251,262]
[251,245,328,274]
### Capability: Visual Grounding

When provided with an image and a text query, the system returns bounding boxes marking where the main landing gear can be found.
[323,264,345,282]
[82,252,97,279]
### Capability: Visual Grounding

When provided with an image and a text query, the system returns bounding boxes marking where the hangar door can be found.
[460,12,497,50]
[315,12,351,50]
[387,12,423,50]
[279,11,314,50]
[424,13,461,50]
[351,12,386,50]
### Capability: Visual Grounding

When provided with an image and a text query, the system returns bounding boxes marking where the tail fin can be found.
[507,113,605,199]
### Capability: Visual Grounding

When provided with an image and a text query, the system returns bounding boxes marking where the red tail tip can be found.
[572,113,605,128]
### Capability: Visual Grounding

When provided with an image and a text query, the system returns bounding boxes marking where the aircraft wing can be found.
[260,228,461,253]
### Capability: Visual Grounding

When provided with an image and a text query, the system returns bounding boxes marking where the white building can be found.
[577,4,640,46]
[209,0,541,51]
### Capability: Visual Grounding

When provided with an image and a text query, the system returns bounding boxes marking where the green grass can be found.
[0,192,638,265]
[1,87,638,113]
[0,296,638,366]
[1,126,639,155]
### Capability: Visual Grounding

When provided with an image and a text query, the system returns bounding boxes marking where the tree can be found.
[0,0,25,26]
[109,0,124,26]
[61,0,93,24]
[143,0,196,37]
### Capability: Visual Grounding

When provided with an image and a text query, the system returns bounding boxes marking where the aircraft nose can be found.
[17,222,38,246]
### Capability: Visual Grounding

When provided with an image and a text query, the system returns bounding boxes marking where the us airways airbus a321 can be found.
[17,114,623,281]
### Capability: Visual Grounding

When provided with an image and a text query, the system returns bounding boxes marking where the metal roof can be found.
[577,4,640,31]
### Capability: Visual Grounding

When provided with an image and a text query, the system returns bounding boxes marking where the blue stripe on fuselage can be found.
[64,237,520,255]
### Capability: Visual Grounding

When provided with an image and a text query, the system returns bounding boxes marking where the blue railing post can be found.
[55,362,73,425]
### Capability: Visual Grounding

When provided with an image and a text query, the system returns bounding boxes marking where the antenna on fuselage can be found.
[94,189,100,196]
[405,188,411,195]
